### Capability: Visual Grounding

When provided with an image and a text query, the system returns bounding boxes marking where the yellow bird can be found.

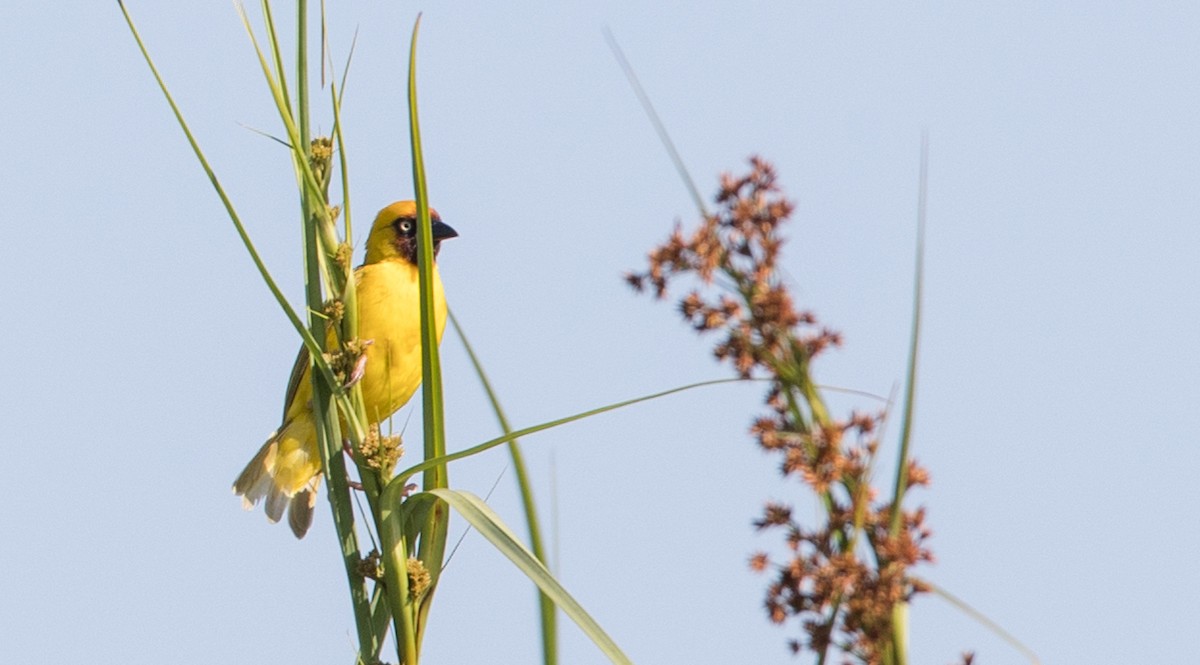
[233,200,457,538]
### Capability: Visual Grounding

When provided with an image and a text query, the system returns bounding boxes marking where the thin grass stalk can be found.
[295,0,309,144]
[319,32,388,535]
[327,76,359,350]
[404,15,451,651]
[792,368,845,665]
[422,489,634,665]
[920,579,1043,665]
[260,1,292,120]
[406,15,448,503]
[122,4,381,657]
[603,28,707,217]
[332,72,353,246]
[882,132,930,665]
[319,0,328,86]
[236,5,339,254]
[327,73,389,547]
[380,503,419,663]
[889,132,927,536]
[369,585,392,662]
[606,35,860,593]
[129,6,646,661]
[609,42,913,657]
[393,378,745,488]
[604,51,868,657]
[122,2,360,432]
[377,376,749,657]
[322,23,390,538]
[449,311,557,665]
[123,3,356,416]
[283,1,377,657]
[313,355,376,659]
[265,1,377,655]
[119,3,326,370]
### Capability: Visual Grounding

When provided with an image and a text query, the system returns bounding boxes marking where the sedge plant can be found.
[627,156,936,664]
[125,5,972,664]
[608,27,1043,662]
[621,152,1040,665]
[120,3,666,664]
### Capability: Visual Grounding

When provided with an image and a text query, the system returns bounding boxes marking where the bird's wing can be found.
[281,265,366,422]
[282,344,309,424]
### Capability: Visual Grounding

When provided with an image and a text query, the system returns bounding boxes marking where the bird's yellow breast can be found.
[354,259,447,421]
[284,258,447,425]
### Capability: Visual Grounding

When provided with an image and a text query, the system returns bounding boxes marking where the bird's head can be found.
[364,200,458,265]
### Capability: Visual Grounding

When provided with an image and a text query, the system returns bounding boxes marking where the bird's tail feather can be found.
[287,483,319,538]
[232,423,322,538]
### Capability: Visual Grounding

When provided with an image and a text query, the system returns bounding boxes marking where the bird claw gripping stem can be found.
[345,342,372,389]
[323,338,374,390]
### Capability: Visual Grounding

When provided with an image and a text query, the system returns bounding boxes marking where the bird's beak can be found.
[432,219,458,240]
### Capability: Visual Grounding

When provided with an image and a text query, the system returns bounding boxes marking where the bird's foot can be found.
[343,339,374,389]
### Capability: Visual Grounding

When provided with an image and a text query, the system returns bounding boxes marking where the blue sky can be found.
[3,2,1198,663]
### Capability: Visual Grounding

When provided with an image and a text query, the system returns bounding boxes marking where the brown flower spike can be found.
[629,157,936,664]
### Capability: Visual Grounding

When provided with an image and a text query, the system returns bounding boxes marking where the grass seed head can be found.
[630,157,936,661]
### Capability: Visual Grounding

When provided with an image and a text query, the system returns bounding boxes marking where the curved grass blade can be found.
[294,0,310,163]
[889,131,928,534]
[406,13,447,496]
[405,13,452,651]
[331,39,356,246]
[122,2,380,656]
[235,3,339,261]
[422,489,633,665]
[449,310,557,665]
[919,579,1043,665]
[387,377,746,491]
[234,4,374,447]
[259,1,293,120]
[291,0,378,657]
[118,2,338,390]
[379,495,418,663]
[884,132,930,665]
[604,28,706,218]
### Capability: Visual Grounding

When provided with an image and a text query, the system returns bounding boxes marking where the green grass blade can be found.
[883,132,929,665]
[406,14,447,492]
[604,28,707,217]
[368,584,391,662]
[423,489,633,665]
[122,2,356,425]
[378,375,750,642]
[405,12,451,655]
[293,1,377,658]
[889,132,928,535]
[118,2,332,382]
[331,75,352,247]
[449,310,557,665]
[295,0,310,156]
[337,29,359,245]
[235,3,338,259]
[890,603,909,665]
[319,0,328,86]
[328,73,357,335]
[258,0,293,120]
[388,377,746,490]
[123,2,379,656]
[325,56,384,540]
[379,496,419,663]
[920,579,1043,665]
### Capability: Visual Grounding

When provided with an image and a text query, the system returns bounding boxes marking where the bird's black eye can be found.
[396,219,415,235]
